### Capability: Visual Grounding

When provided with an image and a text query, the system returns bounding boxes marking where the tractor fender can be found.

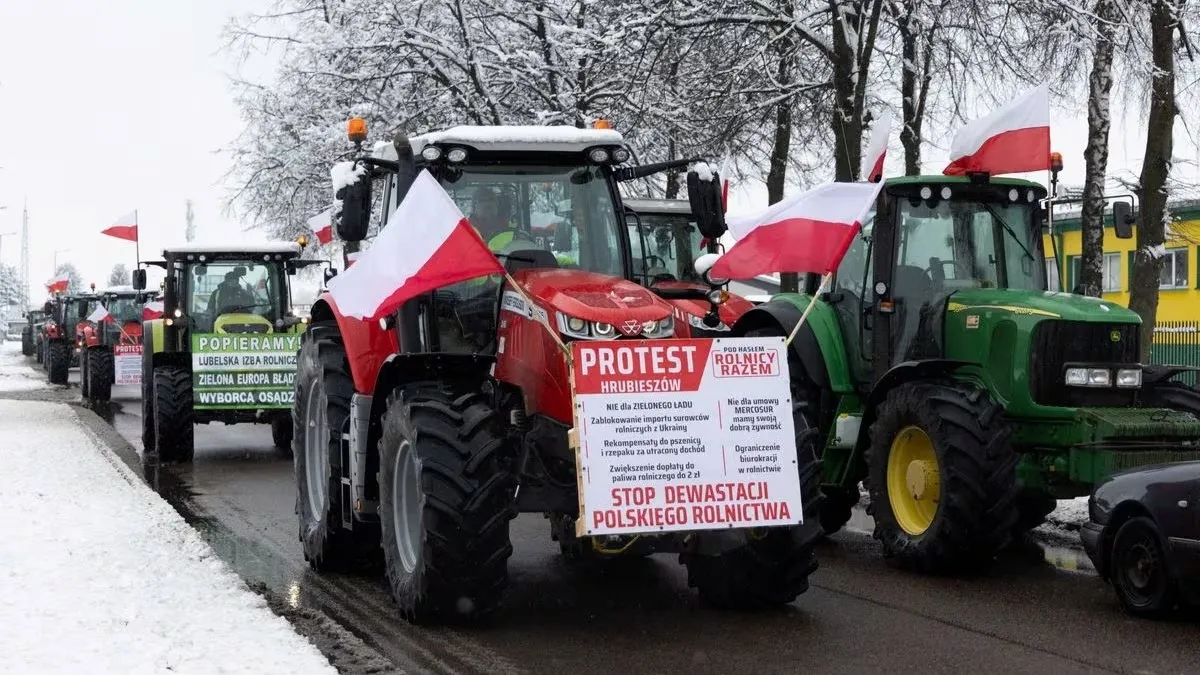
[368,352,496,424]
[310,294,397,395]
[1142,364,1200,385]
[731,296,854,394]
[144,318,187,371]
[858,359,973,445]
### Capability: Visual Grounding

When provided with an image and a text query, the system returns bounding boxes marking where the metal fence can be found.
[1150,321,1200,386]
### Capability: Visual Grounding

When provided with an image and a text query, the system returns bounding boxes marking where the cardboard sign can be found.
[190,334,301,409]
[570,336,802,537]
[114,344,142,386]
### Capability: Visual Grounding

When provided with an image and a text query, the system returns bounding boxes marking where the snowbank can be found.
[0,341,48,392]
[0,400,336,675]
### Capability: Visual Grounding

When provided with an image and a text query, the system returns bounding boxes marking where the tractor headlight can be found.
[688,314,730,332]
[566,316,587,334]
[555,313,671,339]
[1065,367,1111,387]
[592,322,615,338]
[641,316,674,339]
[1115,368,1142,388]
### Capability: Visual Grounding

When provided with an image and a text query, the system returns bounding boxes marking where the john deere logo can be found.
[1110,330,1121,342]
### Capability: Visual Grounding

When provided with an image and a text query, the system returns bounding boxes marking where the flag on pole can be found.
[711,181,884,280]
[47,274,70,294]
[102,211,139,242]
[87,304,113,324]
[943,83,1051,176]
[308,208,334,245]
[326,170,504,320]
[862,110,892,183]
[142,301,164,321]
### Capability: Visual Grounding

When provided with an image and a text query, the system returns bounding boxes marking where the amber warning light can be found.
[1049,151,1063,173]
[592,119,612,129]
[348,117,368,143]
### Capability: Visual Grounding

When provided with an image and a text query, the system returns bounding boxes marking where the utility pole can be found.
[20,198,29,312]
[185,199,195,242]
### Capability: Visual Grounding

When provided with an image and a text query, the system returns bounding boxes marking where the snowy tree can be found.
[54,263,84,294]
[0,264,22,310]
[108,263,130,288]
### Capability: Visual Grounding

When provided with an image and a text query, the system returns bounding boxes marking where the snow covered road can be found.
[0,399,337,675]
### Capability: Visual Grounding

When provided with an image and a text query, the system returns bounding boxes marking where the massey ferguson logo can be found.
[618,320,642,336]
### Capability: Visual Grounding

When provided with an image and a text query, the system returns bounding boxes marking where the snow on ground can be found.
[0,399,336,675]
[0,341,49,392]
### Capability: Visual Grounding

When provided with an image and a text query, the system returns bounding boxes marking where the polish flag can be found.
[326,170,504,320]
[308,208,334,245]
[47,274,70,294]
[943,83,1051,176]
[102,211,139,242]
[712,181,884,280]
[862,109,892,183]
[87,304,113,324]
[142,301,164,321]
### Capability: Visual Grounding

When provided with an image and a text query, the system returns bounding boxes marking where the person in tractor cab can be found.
[209,268,257,316]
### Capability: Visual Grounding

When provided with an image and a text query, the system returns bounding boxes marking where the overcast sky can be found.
[1,0,1198,304]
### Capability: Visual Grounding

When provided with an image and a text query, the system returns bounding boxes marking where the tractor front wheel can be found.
[682,401,823,609]
[293,324,379,573]
[153,365,195,463]
[866,381,1018,574]
[87,348,114,402]
[21,330,33,356]
[47,341,70,385]
[378,385,515,623]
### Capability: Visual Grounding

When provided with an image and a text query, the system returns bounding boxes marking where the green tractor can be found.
[137,243,326,462]
[711,174,1200,573]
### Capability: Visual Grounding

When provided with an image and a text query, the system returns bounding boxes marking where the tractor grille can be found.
[1028,320,1140,407]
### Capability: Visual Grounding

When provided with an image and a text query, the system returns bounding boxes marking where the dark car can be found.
[1081,460,1200,616]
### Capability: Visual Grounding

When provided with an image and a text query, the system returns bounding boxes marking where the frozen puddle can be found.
[0,400,336,675]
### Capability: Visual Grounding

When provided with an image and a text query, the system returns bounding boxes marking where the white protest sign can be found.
[570,337,801,537]
[114,344,142,386]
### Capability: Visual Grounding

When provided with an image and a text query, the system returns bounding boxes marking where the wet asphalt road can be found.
[13,356,1199,675]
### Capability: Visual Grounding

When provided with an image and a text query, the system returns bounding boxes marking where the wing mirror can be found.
[131,268,147,290]
[1111,201,1134,239]
[686,167,727,240]
[334,160,372,242]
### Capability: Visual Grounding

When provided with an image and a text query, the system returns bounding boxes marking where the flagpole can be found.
[134,209,140,268]
[785,273,833,347]
[501,269,571,363]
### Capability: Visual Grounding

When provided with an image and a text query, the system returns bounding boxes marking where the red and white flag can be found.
[713,181,884,280]
[944,83,1051,176]
[308,207,334,245]
[326,170,504,320]
[102,211,139,242]
[87,304,113,324]
[862,109,892,183]
[142,301,164,321]
[47,274,70,294]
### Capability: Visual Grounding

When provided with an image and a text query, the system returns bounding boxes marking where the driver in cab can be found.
[467,185,576,267]
[209,268,257,315]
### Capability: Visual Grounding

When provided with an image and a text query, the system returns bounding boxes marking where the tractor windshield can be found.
[105,296,142,323]
[626,212,704,284]
[441,164,623,277]
[897,199,1044,291]
[185,260,285,333]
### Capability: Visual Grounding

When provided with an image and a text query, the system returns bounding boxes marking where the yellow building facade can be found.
[1042,199,1200,322]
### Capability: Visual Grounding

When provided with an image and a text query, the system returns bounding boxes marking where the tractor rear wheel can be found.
[378,384,515,623]
[682,400,823,609]
[294,324,379,573]
[866,381,1018,574]
[48,341,70,385]
[80,349,91,399]
[21,330,33,356]
[153,365,195,463]
[36,339,44,364]
[87,348,114,402]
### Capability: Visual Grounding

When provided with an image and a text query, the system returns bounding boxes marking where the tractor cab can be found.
[624,197,754,335]
[92,286,155,345]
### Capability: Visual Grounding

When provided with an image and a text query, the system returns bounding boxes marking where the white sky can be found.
[1,1,1197,303]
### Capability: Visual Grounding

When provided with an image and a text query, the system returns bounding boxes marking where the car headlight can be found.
[1115,368,1142,388]
[1064,367,1111,387]
[687,314,730,332]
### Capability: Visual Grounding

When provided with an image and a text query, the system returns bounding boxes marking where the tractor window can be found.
[185,261,283,333]
[105,296,141,323]
[897,199,1041,291]
[834,214,874,383]
[626,213,703,284]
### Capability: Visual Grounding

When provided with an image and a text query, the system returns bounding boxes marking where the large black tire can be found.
[79,348,91,399]
[865,381,1019,574]
[681,398,824,609]
[36,338,44,364]
[153,366,195,463]
[271,416,294,455]
[1110,516,1177,617]
[21,329,33,356]
[87,348,114,402]
[377,384,515,623]
[293,324,380,573]
[47,341,70,385]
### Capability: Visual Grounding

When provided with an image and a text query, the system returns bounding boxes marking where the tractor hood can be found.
[945,288,1139,324]
[651,280,754,326]
[516,269,673,323]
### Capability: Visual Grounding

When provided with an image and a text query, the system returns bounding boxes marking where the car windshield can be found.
[105,295,142,323]
[897,199,1043,290]
[185,260,284,332]
[626,212,704,284]
[441,164,623,277]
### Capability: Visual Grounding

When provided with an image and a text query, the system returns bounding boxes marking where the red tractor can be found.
[623,197,755,336]
[41,291,98,385]
[79,285,156,403]
[294,123,823,623]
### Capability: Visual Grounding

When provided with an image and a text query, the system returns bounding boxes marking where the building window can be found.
[1160,248,1189,289]
[1045,258,1061,290]
[1067,253,1121,292]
